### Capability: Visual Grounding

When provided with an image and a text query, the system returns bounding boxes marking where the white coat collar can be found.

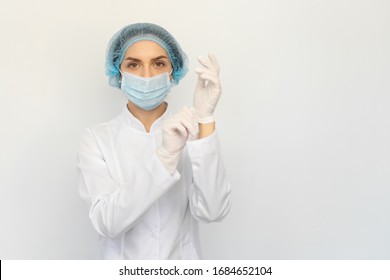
[121,103,171,133]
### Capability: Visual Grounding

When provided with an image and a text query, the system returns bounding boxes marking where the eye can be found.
[154,61,166,68]
[127,62,139,69]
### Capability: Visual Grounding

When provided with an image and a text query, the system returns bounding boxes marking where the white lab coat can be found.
[77,105,231,259]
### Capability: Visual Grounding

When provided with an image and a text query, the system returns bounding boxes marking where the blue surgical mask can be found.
[120,71,172,111]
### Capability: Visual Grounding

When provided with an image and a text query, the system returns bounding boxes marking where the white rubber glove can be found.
[192,53,222,124]
[156,107,197,175]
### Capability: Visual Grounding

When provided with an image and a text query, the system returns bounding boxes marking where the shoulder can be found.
[80,112,124,145]
[90,114,122,134]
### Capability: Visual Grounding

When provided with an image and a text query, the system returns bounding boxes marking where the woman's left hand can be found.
[192,53,222,124]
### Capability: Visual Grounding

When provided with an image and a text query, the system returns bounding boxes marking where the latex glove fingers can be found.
[193,53,222,123]
[157,107,196,175]
[163,117,187,137]
[161,107,196,154]
[195,70,222,91]
[164,107,196,137]
[197,53,220,73]
[177,107,197,137]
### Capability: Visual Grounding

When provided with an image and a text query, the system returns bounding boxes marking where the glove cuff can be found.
[156,146,181,175]
[190,107,215,124]
[197,116,215,124]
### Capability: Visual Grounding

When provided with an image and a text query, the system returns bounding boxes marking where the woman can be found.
[77,23,231,259]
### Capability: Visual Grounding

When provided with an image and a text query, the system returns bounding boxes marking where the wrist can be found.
[156,146,181,175]
[198,122,215,139]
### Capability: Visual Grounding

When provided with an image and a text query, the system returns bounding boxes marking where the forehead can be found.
[123,40,169,59]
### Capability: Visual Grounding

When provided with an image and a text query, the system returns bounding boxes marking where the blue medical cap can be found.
[105,23,189,88]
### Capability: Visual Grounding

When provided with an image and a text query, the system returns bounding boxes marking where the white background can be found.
[0,0,389,259]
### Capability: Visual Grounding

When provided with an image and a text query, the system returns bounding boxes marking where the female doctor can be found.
[77,23,231,259]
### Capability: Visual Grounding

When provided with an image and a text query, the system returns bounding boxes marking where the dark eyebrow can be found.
[152,55,169,61]
[124,57,142,62]
[124,55,169,62]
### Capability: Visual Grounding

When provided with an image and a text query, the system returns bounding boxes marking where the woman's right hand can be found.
[156,107,197,174]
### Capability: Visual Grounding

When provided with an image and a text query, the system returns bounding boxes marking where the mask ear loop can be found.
[119,69,123,84]
[168,68,173,81]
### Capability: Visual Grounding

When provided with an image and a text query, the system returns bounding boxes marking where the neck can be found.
[127,101,167,132]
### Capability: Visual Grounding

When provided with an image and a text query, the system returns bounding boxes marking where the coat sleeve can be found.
[186,131,232,223]
[77,128,179,239]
